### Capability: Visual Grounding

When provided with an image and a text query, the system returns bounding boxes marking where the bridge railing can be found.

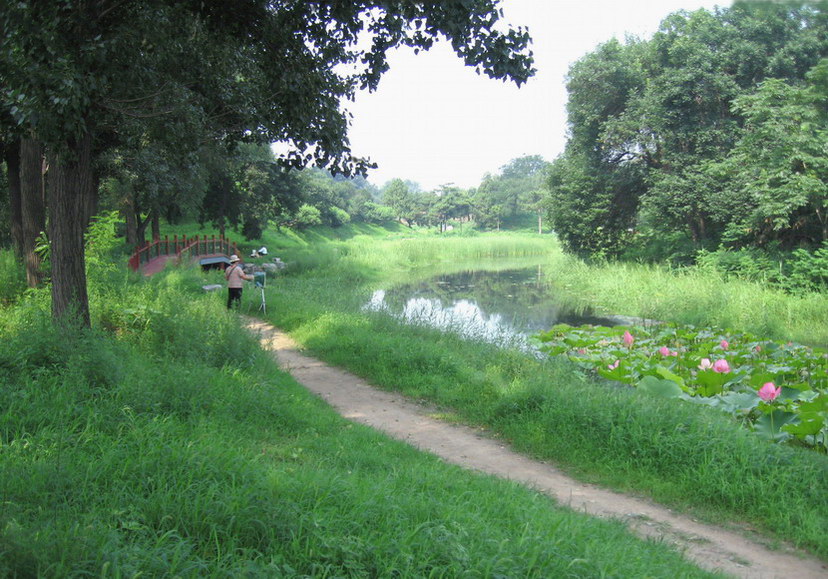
[128,235,239,272]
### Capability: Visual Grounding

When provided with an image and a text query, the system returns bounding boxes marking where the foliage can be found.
[696,242,828,295]
[0,248,25,305]
[547,3,828,260]
[85,211,124,278]
[536,323,828,451]
[293,204,323,229]
[380,178,418,226]
[473,155,549,231]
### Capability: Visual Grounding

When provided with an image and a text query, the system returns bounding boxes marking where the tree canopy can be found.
[547,1,828,261]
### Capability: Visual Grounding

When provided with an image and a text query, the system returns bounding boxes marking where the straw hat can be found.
[229,254,240,263]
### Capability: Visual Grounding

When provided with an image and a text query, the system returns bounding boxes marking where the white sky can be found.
[345,0,731,191]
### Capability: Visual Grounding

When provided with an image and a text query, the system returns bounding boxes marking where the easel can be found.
[254,272,266,314]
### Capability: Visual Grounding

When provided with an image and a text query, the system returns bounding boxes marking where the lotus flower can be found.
[698,358,713,370]
[659,346,670,356]
[577,348,587,355]
[608,360,620,370]
[712,359,730,374]
[758,382,781,402]
[623,330,634,347]
[720,339,729,350]
[755,345,762,352]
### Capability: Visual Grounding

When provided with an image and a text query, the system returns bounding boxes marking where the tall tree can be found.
[548,2,828,260]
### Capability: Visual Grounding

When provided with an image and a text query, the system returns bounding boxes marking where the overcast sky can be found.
[345,0,731,191]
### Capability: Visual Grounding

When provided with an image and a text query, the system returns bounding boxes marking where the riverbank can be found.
[248,229,828,559]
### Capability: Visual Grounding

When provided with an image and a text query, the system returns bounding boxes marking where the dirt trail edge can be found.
[244,318,827,579]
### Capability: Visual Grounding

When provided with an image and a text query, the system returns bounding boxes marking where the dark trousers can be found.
[227,287,243,309]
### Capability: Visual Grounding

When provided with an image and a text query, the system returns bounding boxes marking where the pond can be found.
[363,266,620,351]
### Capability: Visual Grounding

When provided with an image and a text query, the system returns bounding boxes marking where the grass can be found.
[0,251,717,577]
[235,227,828,559]
[5,221,826,573]
[540,252,828,347]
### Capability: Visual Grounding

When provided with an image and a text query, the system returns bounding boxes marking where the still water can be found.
[363,266,617,351]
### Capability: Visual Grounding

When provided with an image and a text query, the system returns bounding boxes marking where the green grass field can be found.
[0,253,717,577]
[2,223,826,575]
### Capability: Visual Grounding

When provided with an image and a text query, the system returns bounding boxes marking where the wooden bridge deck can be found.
[140,252,229,276]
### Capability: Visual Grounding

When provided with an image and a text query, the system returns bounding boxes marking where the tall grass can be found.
[0,261,716,576]
[540,253,828,346]
[275,228,828,346]
[0,249,26,306]
[256,231,828,559]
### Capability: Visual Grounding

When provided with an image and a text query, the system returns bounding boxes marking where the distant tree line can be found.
[546,1,828,267]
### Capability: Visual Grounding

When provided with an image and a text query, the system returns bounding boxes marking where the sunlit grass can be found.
[253,229,828,559]
[0,263,716,576]
[540,254,828,346]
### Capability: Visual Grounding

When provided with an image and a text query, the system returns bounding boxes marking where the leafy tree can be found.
[548,2,828,260]
[1,0,534,327]
[382,178,418,226]
[547,39,646,256]
[293,204,322,229]
[720,68,828,247]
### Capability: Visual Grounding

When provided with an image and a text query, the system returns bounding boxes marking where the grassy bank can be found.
[207,222,828,346]
[539,252,828,347]
[242,228,828,559]
[0,257,717,576]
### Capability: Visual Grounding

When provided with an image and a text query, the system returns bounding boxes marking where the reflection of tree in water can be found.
[375,268,612,335]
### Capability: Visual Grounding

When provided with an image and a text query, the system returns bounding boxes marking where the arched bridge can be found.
[128,235,239,275]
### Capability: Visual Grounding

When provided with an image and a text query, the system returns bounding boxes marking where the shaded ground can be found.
[244,317,827,579]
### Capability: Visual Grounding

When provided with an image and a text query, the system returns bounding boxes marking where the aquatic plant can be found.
[536,323,828,452]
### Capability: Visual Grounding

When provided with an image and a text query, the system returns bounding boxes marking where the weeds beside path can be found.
[243,316,828,579]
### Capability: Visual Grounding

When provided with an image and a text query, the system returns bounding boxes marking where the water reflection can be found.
[363,267,617,350]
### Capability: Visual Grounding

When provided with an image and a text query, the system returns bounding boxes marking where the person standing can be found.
[225,254,253,310]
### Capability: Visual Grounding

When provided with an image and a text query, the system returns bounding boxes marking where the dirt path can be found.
[243,318,827,579]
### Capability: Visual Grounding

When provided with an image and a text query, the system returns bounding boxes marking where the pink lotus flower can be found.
[577,348,586,355]
[712,359,730,374]
[608,360,620,370]
[659,346,670,356]
[755,345,762,352]
[720,339,729,350]
[698,358,713,370]
[623,330,634,347]
[758,382,781,402]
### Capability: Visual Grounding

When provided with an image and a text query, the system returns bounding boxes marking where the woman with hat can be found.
[224,254,254,310]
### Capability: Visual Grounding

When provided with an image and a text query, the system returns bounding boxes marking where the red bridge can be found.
[128,235,239,275]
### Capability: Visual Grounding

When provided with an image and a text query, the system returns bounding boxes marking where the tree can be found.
[1,1,534,327]
[382,178,418,226]
[546,39,646,256]
[547,2,828,260]
[719,66,828,246]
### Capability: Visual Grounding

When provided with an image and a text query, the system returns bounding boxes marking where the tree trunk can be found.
[151,209,160,240]
[82,172,99,226]
[537,211,542,234]
[48,133,94,328]
[3,139,23,258]
[20,137,46,287]
[123,203,138,248]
